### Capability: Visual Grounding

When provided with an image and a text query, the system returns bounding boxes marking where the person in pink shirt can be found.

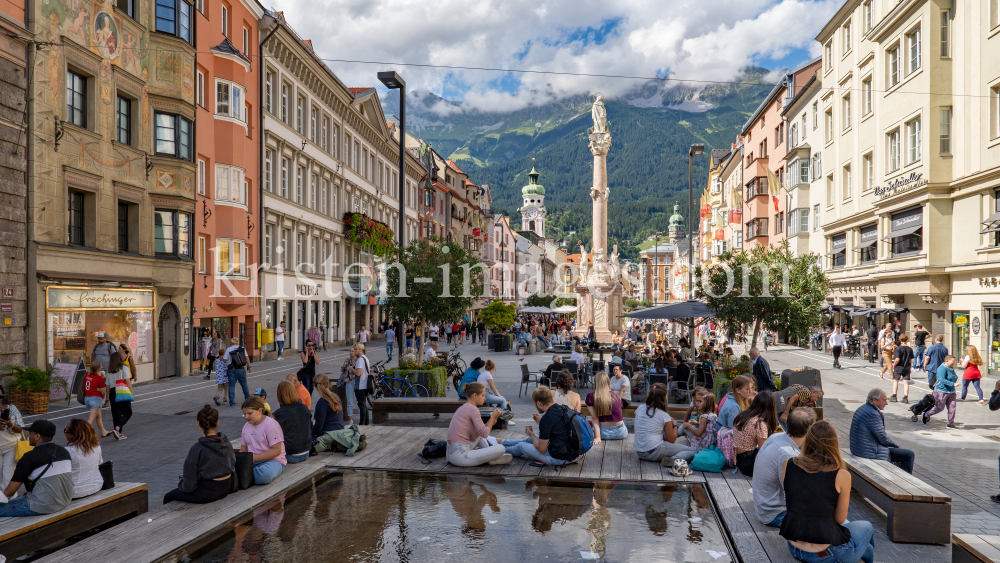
[240,396,285,485]
[446,382,511,467]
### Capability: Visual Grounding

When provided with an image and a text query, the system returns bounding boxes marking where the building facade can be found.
[29,0,198,380]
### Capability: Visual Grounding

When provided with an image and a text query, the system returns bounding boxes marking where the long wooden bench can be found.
[953,534,1000,563]
[371,397,511,428]
[0,482,147,560]
[841,451,951,544]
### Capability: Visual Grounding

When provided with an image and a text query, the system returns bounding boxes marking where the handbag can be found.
[14,431,32,461]
[114,379,134,402]
[234,451,254,490]
[690,446,726,473]
[99,460,115,490]
[420,438,447,460]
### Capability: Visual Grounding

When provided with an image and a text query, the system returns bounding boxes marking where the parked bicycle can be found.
[366,360,430,411]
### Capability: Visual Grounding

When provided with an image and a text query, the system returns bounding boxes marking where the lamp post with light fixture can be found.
[378,70,406,362]
[688,143,704,347]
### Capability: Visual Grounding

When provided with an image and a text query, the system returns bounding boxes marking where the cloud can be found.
[272,0,840,114]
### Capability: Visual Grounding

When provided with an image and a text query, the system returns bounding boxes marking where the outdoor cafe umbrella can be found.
[624,300,715,320]
[553,304,578,314]
[520,306,553,314]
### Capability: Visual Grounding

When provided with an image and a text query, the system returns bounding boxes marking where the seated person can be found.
[164,406,236,504]
[446,382,511,467]
[311,374,345,437]
[239,397,286,485]
[752,407,816,527]
[634,384,695,463]
[273,381,312,464]
[536,330,552,349]
[63,418,103,499]
[0,420,72,517]
[733,392,778,477]
[423,342,441,364]
[477,360,508,410]
[518,329,532,347]
[683,393,719,452]
[609,364,632,403]
[775,385,824,430]
[501,386,577,466]
[543,354,566,383]
[699,352,716,372]
[848,388,915,474]
[569,344,586,366]
[285,373,311,409]
[780,421,875,563]
[458,357,486,399]
[552,370,583,412]
[586,372,628,441]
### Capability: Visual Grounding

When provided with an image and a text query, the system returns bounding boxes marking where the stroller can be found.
[909,394,935,422]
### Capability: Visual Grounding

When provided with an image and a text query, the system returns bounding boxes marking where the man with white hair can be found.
[849,388,915,473]
[748,347,776,392]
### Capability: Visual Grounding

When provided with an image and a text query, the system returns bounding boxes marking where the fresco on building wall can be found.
[93,11,119,60]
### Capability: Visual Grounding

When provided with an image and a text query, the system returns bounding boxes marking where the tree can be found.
[480,301,516,333]
[553,296,576,308]
[382,236,485,358]
[624,298,640,308]
[697,242,829,348]
[640,299,654,308]
[526,293,555,307]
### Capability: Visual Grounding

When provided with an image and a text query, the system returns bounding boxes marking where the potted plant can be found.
[2,365,70,415]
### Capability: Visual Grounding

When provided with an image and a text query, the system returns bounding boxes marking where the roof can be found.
[211,38,251,65]
[446,160,465,174]
[710,148,732,168]
[348,87,374,94]
[781,71,819,117]
[563,254,593,265]
[639,244,675,255]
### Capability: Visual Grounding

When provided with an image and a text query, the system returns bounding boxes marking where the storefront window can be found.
[989,309,1000,376]
[857,224,878,263]
[888,207,922,257]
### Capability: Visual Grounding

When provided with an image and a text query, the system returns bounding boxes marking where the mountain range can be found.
[381,68,775,260]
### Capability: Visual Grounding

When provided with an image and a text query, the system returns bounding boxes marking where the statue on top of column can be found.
[591,92,607,134]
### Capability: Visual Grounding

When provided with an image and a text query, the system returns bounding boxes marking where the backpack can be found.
[554,404,595,460]
[690,446,727,473]
[229,346,248,369]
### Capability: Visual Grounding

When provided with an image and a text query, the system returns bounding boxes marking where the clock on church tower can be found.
[520,160,546,238]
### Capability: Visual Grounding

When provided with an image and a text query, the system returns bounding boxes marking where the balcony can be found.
[746,217,769,241]
[745,176,769,199]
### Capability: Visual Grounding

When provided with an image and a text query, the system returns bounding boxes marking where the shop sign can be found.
[875,172,928,200]
[0,302,10,313]
[47,288,153,309]
[728,209,742,224]
[714,229,725,240]
[955,315,968,327]
[473,227,481,237]
[296,284,318,296]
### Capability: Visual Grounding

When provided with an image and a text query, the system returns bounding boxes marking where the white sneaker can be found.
[488,454,513,465]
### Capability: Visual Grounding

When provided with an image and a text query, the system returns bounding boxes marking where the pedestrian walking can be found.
[358,325,370,347]
[83,362,110,438]
[90,332,117,374]
[212,342,228,406]
[384,326,395,361]
[444,322,453,344]
[299,339,319,395]
[353,344,371,425]
[224,337,251,407]
[923,355,958,427]
[959,345,985,405]
[924,334,949,385]
[275,321,286,360]
[890,335,913,404]
[877,328,897,379]
[320,323,327,350]
[911,324,929,372]
[105,352,132,440]
[865,324,878,363]
[203,331,222,380]
[478,319,486,344]
[828,326,846,369]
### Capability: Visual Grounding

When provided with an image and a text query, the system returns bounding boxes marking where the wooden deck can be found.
[329,423,707,484]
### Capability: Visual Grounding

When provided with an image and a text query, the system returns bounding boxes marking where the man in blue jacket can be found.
[457,357,486,399]
[849,387,916,473]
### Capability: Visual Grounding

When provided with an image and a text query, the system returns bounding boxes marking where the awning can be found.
[981,211,1000,234]
[825,250,847,256]
[853,238,876,250]
[881,225,922,240]
[37,270,157,285]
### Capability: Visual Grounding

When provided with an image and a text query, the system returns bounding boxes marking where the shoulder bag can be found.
[14,431,32,461]
[99,460,115,490]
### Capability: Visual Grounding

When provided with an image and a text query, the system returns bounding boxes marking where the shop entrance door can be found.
[298,301,307,352]
[158,302,179,378]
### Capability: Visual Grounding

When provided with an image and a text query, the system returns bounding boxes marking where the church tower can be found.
[520,159,546,237]
[668,204,685,243]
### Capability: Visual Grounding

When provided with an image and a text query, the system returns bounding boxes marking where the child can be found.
[684,392,718,451]
[682,387,709,424]
[239,396,286,485]
[254,388,272,416]
[84,361,110,438]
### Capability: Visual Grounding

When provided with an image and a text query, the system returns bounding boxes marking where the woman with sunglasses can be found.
[0,385,23,488]
[299,340,319,395]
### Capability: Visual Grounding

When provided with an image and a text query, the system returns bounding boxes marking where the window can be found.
[264,150,273,193]
[321,179,328,215]
[826,175,833,206]
[888,45,900,87]
[66,70,86,128]
[733,230,743,249]
[863,154,873,191]
[993,86,1000,140]
[812,102,819,129]
[321,116,329,151]
[345,134,352,167]
[798,159,810,184]
[862,78,872,116]
[116,95,131,144]
[799,209,808,234]
[354,141,360,170]
[117,202,130,252]
[198,236,206,273]
[789,123,798,147]
[198,158,206,195]
[825,109,833,142]
[310,108,318,143]
[746,218,768,240]
[217,239,246,276]
[265,71,274,113]
[802,113,807,140]
[907,28,921,73]
[362,148,369,178]
[939,107,952,154]
[280,83,289,123]
[215,164,247,205]
[333,124,340,158]
[280,157,289,198]
[154,209,191,257]
[887,129,900,172]
[859,225,878,263]
[843,165,852,200]
[890,208,923,256]
[295,233,304,269]
[331,184,338,216]
[310,174,318,210]
[311,237,319,273]
[242,27,249,55]
[906,118,921,164]
[296,96,304,134]
[814,204,820,231]
[116,0,136,18]
[281,229,290,269]
[842,21,852,54]
[220,3,228,36]
[774,213,783,235]
[993,0,1000,30]
[322,239,330,274]
[196,70,204,107]
[215,80,245,121]
[824,41,832,72]
[264,225,272,267]
[863,0,872,32]
[296,166,304,205]
[842,95,851,130]
[155,0,192,42]
[941,11,951,58]
[154,112,193,160]
[812,152,822,179]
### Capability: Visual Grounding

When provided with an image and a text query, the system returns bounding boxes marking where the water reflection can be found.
[189,470,732,563]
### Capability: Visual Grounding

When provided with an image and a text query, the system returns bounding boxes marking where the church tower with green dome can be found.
[520,158,546,237]
[668,204,685,243]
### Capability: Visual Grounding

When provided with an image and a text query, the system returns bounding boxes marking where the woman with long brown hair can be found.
[105,351,132,440]
[273,381,311,464]
[633,384,694,464]
[959,344,985,404]
[718,375,756,430]
[312,374,344,436]
[780,421,874,563]
[585,372,627,443]
[63,418,103,499]
[732,392,777,477]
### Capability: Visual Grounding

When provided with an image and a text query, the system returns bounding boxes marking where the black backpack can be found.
[229,347,248,369]
[548,404,595,461]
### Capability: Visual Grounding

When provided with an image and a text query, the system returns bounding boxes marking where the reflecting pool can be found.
[189,470,733,563]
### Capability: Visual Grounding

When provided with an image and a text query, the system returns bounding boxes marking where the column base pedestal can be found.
[575,281,623,344]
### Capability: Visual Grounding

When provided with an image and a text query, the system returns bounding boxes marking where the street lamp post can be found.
[378,70,406,362]
[688,144,704,349]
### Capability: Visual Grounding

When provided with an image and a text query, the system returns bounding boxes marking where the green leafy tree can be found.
[624,298,640,308]
[480,300,516,333]
[526,293,555,307]
[640,299,654,308]
[553,296,576,307]
[697,242,829,348]
[382,236,485,358]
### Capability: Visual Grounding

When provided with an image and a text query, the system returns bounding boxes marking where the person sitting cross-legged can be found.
[163,406,235,504]
[501,386,576,466]
[633,383,695,465]
[0,420,73,517]
[446,382,511,467]
[752,407,817,527]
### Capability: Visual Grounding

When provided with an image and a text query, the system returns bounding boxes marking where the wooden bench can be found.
[953,534,1000,563]
[0,482,147,560]
[372,397,511,429]
[842,451,951,544]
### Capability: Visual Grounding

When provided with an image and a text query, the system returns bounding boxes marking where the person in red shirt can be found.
[84,362,110,438]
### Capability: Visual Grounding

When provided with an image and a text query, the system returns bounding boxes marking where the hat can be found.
[97,332,107,338]
[254,388,267,398]
[470,358,486,370]
[231,337,240,344]
[26,419,56,438]
[668,459,693,478]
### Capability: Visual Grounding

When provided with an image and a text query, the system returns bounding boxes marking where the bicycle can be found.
[446,350,467,393]
[365,359,430,412]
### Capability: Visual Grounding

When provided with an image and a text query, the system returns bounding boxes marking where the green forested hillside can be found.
[382,71,773,259]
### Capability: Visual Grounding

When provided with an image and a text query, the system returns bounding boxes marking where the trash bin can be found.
[491,333,509,352]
